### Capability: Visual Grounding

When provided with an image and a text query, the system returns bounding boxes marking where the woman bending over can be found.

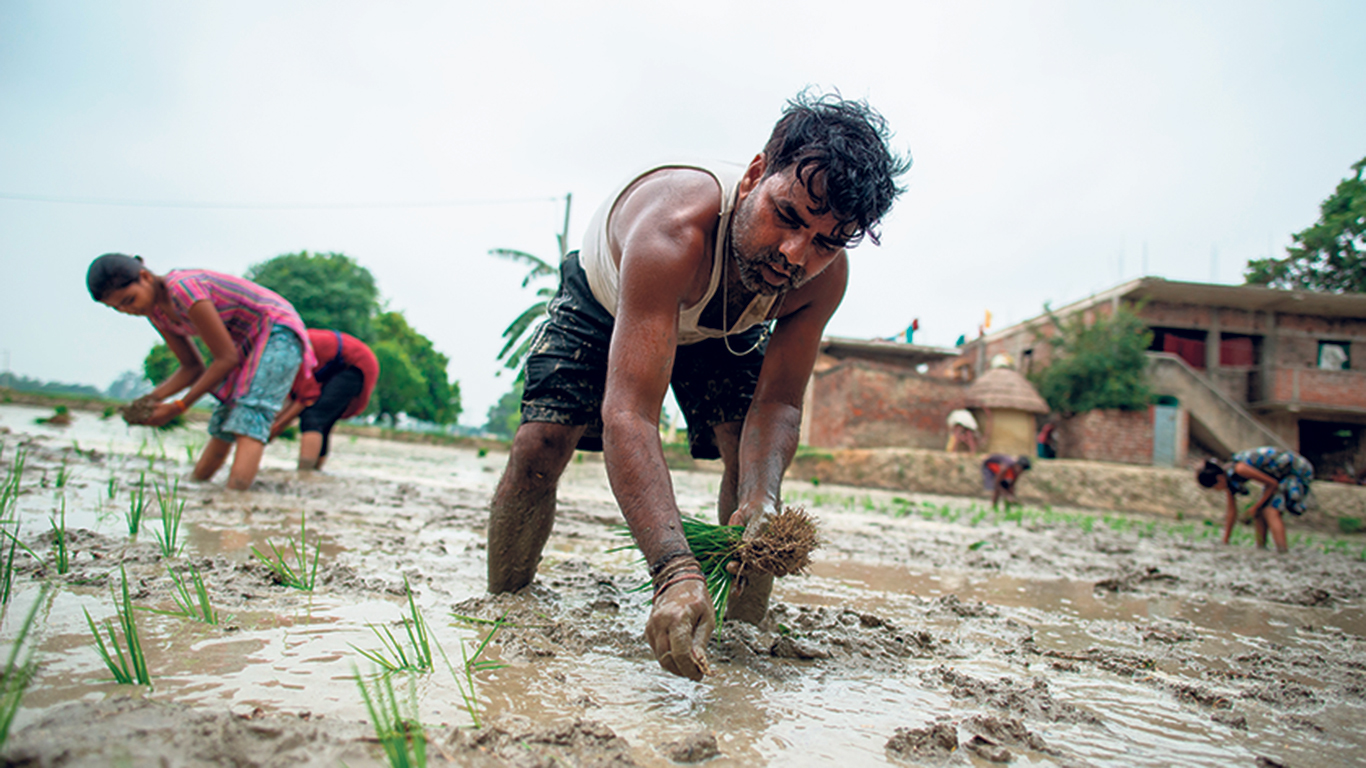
[87,253,318,489]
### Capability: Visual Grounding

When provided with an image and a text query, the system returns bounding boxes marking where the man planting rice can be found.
[486,90,908,681]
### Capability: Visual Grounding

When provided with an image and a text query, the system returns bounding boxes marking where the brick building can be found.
[799,337,963,450]
[929,277,1366,476]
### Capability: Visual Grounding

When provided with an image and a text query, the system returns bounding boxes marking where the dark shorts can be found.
[298,366,365,456]
[520,251,767,460]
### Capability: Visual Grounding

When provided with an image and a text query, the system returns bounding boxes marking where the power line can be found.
[0,192,564,210]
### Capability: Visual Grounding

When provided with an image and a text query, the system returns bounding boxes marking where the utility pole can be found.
[555,193,573,260]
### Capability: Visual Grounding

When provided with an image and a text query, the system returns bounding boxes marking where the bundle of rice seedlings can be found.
[625,506,819,623]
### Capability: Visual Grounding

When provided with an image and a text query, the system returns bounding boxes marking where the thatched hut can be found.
[965,365,1050,455]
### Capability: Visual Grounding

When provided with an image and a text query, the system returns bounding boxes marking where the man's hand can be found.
[644,555,714,681]
[725,501,775,581]
[645,578,714,681]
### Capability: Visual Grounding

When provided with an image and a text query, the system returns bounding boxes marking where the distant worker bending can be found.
[982,453,1031,509]
[1197,447,1314,553]
[271,329,379,471]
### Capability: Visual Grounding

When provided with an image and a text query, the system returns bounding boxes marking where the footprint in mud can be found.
[444,715,640,767]
[885,716,1067,766]
[923,665,1102,725]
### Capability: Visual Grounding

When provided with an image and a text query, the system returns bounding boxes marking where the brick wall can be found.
[1273,369,1366,409]
[807,360,969,449]
[1055,408,1153,465]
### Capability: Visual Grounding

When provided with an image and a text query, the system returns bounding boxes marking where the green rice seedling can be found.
[0,584,49,748]
[83,566,152,687]
[125,472,148,536]
[49,497,69,575]
[152,478,185,558]
[1,445,27,517]
[106,475,118,503]
[141,561,218,625]
[437,619,508,729]
[0,527,19,605]
[615,507,819,623]
[352,578,433,673]
[251,513,321,591]
[354,665,427,767]
[54,461,70,490]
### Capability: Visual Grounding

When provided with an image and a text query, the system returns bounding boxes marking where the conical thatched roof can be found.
[965,368,1050,413]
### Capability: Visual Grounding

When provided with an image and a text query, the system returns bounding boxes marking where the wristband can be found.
[173,398,189,414]
[653,572,706,603]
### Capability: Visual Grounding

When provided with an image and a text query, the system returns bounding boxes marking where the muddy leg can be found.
[712,421,773,626]
[487,421,585,593]
[193,437,233,482]
[1253,509,1268,549]
[226,436,265,490]
[298,432,324,471]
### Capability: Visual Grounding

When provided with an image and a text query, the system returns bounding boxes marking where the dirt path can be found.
[1,403,1364,767]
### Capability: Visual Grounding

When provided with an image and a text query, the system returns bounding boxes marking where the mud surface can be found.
[2,403,1365,766]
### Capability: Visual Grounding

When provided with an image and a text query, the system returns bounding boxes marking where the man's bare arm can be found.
[601,172,720,569]
[731,253,848,527]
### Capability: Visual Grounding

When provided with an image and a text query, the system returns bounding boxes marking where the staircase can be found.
[1146,352,1290,459]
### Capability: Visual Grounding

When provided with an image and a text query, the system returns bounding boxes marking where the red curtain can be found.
[1163,335,1206,369]
[1219,337,1255,366]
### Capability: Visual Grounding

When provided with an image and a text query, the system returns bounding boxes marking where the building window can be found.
[1318,342,1350,371]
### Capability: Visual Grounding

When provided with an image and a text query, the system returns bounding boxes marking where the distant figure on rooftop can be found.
[1197,447,1314,553]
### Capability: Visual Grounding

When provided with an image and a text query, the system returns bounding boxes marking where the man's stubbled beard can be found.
[729,199,807,296]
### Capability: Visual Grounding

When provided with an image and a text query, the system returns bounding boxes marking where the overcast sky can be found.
[2,1,1363,425]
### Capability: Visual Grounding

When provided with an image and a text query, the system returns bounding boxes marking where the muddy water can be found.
[2,403,1365,767]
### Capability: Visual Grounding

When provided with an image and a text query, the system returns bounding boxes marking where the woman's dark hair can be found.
[87,253,145,301]
[761,89,912,247]
[1196,459,1224,488]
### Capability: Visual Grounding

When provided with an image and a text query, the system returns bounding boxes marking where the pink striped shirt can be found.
[149,269,319,403]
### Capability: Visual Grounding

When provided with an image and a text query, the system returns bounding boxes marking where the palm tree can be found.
[491,194,571,378]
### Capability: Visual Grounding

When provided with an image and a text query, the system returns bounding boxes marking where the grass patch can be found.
[251,512,321,591]
[0,584,49,748]
[352,578,433,673]
[83,566,152,687]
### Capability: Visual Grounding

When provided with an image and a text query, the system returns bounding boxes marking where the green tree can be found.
[373,311,461,425]
[1030,306,1154,417]
[491,194,571,378]
[245,251,380,341]
[371,340,426,424]
[142,338,212,385]
[1245,157,1366,293]
[483,380,524,439]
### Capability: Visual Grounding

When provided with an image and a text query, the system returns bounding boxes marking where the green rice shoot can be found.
[354,665,427,767]
[250,512,321,591]
[84,565,152,687]
[0,584,48,748]
[352,577,434,673]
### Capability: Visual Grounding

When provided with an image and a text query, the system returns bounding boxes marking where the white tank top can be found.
[579,160,779,346]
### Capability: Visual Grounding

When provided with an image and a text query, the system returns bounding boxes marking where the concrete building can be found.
[931,277,1366,476]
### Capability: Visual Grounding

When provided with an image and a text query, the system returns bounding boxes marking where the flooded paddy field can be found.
[1,402,1365,767]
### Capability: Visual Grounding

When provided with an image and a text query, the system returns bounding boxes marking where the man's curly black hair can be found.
[761,89,911,247]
